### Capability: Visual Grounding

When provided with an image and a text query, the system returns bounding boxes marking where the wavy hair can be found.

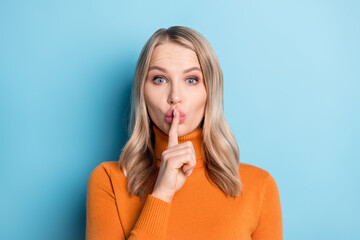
[118,26,242,199]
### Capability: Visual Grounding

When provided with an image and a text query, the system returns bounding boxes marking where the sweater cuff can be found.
[133,195,171,238]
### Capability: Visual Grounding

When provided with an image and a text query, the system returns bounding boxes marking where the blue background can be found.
[1,0,359,239]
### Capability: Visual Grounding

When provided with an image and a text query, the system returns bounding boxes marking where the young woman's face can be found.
[144,42,207,137]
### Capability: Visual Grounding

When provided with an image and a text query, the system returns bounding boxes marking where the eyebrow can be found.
[148,66,202,74]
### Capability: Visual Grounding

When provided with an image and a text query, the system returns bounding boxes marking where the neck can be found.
[152,124,205,169]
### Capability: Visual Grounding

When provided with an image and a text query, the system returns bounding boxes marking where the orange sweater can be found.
[86,125,282,240]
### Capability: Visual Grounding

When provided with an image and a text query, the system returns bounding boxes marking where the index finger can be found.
[167,109,179,148]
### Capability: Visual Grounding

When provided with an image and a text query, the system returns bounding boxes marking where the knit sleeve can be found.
[252,172,283,240]
[86,163,171,240]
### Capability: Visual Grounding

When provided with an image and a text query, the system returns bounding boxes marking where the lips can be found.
[165,108,185,117]
[165,108,186,124]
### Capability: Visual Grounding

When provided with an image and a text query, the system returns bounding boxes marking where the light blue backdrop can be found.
[1,0,359,239]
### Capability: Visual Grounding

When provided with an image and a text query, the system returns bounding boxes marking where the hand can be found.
[150,109,196,203]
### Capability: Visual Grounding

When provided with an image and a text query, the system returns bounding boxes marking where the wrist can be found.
[150,191,173,203]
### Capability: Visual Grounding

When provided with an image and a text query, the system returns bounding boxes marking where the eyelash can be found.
[152,76,199,85]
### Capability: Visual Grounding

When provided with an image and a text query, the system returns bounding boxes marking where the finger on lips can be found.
[167,109,180,148]
[166,109,196,176]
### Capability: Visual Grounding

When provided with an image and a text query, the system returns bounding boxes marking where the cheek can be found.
[144,90,162,119]
[144,83,162,106]
[144,85,155,107]
[144,94,155,113]
[145,94,158,107]
[191,92,207,119]
[196,89,207,110]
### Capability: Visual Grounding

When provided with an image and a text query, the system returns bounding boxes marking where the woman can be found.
[86,26,282,240]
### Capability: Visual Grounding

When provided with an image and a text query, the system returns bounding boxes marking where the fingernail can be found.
[188,169,193,176]
[173,109,177,117]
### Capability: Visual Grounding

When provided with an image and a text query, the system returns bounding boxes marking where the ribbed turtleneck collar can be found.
[152,124,205,169]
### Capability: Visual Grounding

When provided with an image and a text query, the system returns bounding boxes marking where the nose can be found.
[168,83,182,105]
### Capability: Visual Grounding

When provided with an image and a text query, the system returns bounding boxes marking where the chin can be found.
[177,126,191,137]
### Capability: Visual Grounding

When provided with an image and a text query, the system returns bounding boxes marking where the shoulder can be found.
[88,161,125,184]
[238,162,279,192]
[239,162,270,179]
[240,164,282,237]
[87,162,129,203]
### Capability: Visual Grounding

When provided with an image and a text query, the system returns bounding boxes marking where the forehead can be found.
[149,42,201,68]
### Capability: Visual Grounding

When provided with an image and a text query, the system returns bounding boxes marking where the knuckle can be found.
[186,147,192,154]
[162,154,169,161]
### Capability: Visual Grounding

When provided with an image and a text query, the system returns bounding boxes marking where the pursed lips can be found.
[165,108,186,123]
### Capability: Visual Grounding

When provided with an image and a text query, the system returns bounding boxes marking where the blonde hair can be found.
[118,26,242,199]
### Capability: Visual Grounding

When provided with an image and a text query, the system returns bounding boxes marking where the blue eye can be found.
[186,78,198,85]
[152,76,198,85]
[153,76,166,84]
